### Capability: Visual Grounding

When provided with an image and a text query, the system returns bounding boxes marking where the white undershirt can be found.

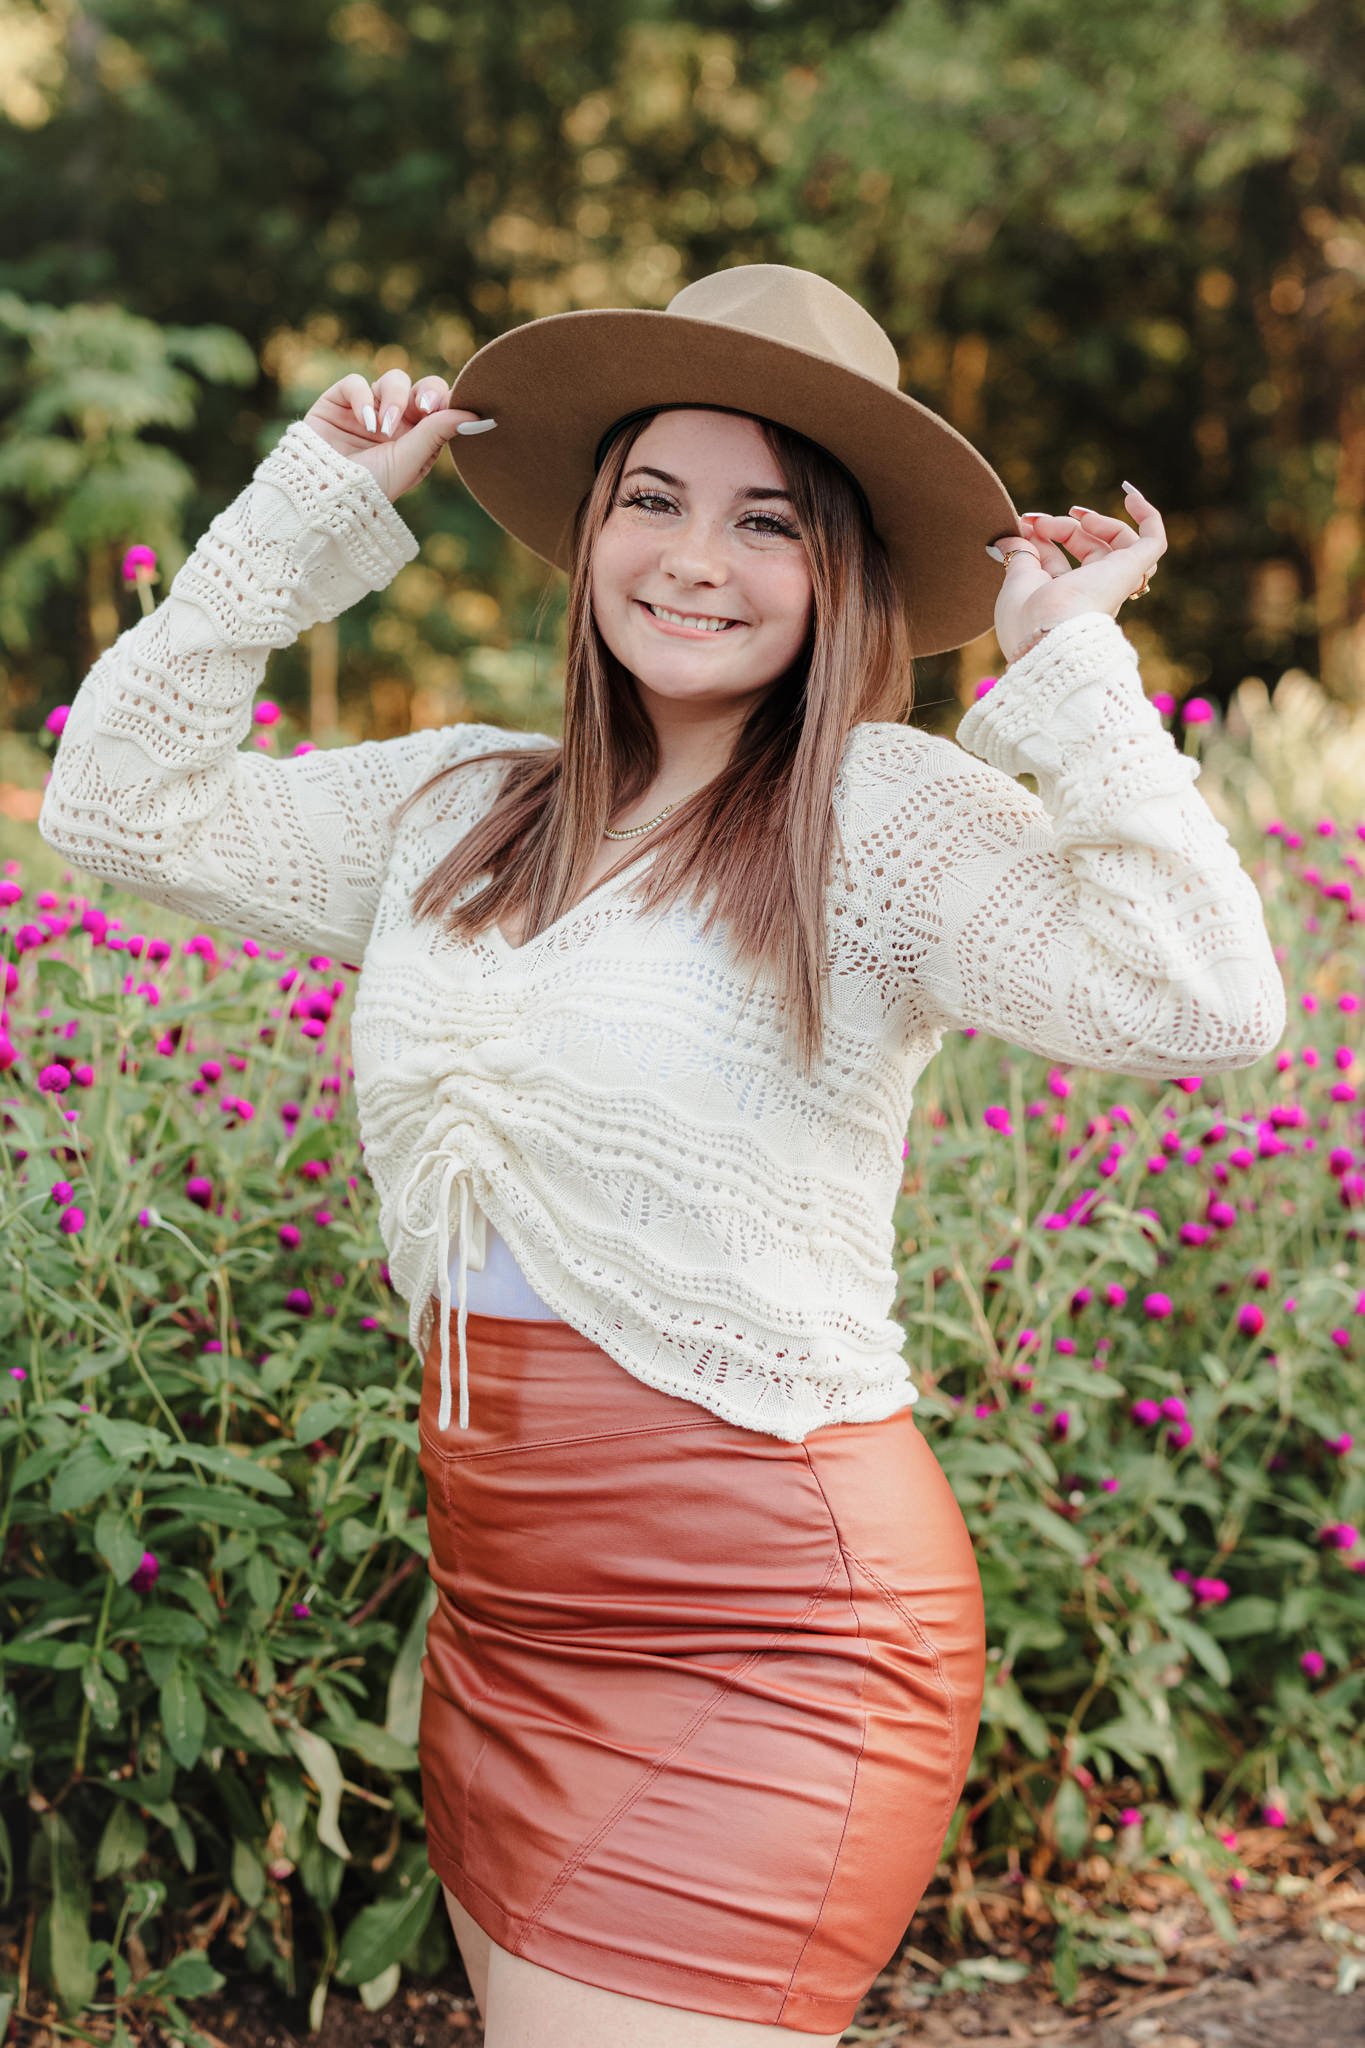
[449,1219,561,1320]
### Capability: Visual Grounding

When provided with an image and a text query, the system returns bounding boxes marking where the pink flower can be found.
[1143,1291,1174,1319]
[973,675,998,701]
[130,1550,160,1592]
[121,545,159,584]
[1182,697,1214,725]
[253,700,281,725]
[291,1602,311,1619]
[1261,1803,1287,1827]
[1300,1650,1326,1678]
[45,704,71,735]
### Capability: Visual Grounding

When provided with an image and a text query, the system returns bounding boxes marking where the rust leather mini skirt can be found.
[417,1308,987,2037]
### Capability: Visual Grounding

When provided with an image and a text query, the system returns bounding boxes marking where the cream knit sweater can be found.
[39,420,1287,1442]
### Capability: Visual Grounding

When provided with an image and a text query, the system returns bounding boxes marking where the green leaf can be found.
[147,1485,287,1530]
[81,1657,121,1733]
[284,1723,351,1861]
[386,1581,436,1748]
[320,1718,417,1775]
[334,1869,438,1987]
[231,1838,266,1910]
[201,1673,283,1755]
[359,1963,402,2011]
[160,1663,206,1770]
[157,1951,225,1999]
[1005,1500,1091,1562]
[134,1609,208,1648]
[1211,1595,1278,1639]
[245,1550,280,1612]
[94,1509,145,1584]
[50,1443,123,1513]
[294,1396,352,1443]
[39,1811,96,2015]
[94,1803,148,1881]
[1167,1613,1232,1686]
[91,1416,168,1462]
[171,1443,293,1496]
[1053,1773,1090,1859]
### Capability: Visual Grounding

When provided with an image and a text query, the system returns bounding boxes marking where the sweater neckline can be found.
[490,838,661,957]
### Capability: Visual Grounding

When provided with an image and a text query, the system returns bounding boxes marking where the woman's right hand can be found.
[303,370,495,505]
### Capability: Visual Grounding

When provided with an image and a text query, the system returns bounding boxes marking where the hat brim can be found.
[447,309,1021,659]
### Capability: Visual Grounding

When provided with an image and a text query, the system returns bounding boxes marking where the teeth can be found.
[646,603,736,632]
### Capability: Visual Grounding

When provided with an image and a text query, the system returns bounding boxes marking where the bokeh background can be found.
[1,0,1363,776]
[1,4,1363,2044]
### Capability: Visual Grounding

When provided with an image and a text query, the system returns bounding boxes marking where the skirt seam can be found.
[838,1539,962,1845]
[515,1546,848,1953]
[419,1416,724,1464]
[778,1446,870,2022]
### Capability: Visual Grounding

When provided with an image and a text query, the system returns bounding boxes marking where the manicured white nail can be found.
[417,393,434,413]
[985,544,1006,562]
[381,405,399,437]
[363,404,377,433]
[1122,480,1142,498]
[456,418,498,435]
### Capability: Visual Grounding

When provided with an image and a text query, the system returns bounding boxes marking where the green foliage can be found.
[0,711,1361,2031]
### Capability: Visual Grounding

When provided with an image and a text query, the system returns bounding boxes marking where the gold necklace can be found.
[603,800,678,841]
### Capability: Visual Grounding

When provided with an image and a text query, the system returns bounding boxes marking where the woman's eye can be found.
[616,490,798,539]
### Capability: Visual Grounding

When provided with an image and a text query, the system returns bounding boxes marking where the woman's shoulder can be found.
[837,718,943,788]
[434,720,558,767]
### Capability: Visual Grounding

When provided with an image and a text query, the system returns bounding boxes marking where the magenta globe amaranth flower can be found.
[1300,1650,1326,1678]
[44,704,70,736]
[121,544,159,584]
[130,1550,160,1592]
[186,1175,214,1209]
[284,1287,313,1315]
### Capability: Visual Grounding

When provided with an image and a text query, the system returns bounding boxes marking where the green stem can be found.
[72,1567,116,1777]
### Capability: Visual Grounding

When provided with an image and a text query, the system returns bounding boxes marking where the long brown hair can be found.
[392,406,915,1073]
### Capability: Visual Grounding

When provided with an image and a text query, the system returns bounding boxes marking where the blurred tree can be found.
[0,0,1360,729]
[759,0,1365,704]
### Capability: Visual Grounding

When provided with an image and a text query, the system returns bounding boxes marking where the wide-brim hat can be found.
[446,263,1023,659]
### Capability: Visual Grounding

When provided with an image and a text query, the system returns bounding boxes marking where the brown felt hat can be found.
[446,263,1023,659]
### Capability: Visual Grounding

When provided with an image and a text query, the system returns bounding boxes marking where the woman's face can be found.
[590,408,814,725]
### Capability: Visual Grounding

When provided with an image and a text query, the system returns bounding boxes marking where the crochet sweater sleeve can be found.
[37,419,451,962]
[870,610,1286,1076]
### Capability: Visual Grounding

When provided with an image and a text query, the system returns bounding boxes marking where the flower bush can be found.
[0,688,1361,2036]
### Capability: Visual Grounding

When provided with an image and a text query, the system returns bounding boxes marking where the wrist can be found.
[1003,609,1112,669]
[1003,621,1057,668]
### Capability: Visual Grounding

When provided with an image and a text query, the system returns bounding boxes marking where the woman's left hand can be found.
[990,482,1168,665]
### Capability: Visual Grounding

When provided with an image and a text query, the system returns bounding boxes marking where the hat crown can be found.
[665,264,901,391]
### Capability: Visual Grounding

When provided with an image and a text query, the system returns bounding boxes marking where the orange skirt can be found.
[417,1309,986,2036]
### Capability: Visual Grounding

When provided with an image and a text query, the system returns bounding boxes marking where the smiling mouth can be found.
[636,600,746,635]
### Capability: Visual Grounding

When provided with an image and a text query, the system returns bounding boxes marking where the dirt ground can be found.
[8,1809,1363,2046]
[175,1809,1365,2048]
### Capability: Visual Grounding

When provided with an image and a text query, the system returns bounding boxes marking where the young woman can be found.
[40,264,1285,2048]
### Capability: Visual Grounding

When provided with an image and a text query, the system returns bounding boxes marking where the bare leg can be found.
[442,1884,491,2025]
[485,1945,845,2048]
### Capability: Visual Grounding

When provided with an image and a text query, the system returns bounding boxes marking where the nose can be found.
[656,514,729,591]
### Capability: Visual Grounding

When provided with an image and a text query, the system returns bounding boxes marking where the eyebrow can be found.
[621,464,793,503]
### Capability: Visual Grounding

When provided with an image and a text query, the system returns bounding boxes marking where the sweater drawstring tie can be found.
[396,1145,484,1433]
